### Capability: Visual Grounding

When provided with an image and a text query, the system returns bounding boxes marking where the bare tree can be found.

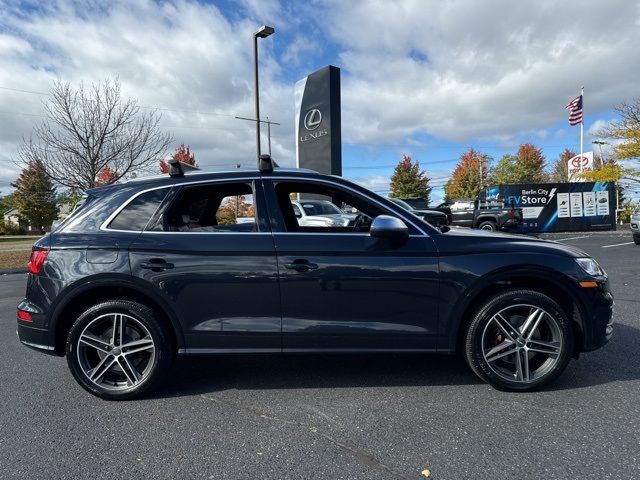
[19,78,172,190]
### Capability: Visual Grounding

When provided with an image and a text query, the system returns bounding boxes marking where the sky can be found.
[1,0,639,203]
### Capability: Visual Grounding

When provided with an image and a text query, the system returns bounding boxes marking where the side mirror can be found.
[370,215,409,242]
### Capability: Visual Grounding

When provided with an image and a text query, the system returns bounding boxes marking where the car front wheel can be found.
[66,299,173,400]
[464,289,572,391]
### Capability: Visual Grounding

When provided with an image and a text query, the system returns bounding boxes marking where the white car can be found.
[291,200,357,227]
[631,207,640,245]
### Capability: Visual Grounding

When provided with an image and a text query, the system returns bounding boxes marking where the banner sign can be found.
[567,152,594,182]
[294,65,342,175]
[485,182,615,233]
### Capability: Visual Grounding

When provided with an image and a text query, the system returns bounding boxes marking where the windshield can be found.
[389,198,413,211]
[299,201,343,216]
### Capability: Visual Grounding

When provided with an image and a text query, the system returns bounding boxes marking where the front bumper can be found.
[579,279,614,352]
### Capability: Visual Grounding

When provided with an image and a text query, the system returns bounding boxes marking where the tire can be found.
[66,299,173,400]
[634,234,640,245]
[478,220,497,231]
[464,289,572,392]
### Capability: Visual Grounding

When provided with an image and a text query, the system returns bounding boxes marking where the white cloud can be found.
[320,0,640,144]
[1,0,639,197]
[0,0,295,194]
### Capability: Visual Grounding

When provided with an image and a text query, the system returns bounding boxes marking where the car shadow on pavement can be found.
[546,322,640,392]
[153,322,640,399]
[153,352,481,399]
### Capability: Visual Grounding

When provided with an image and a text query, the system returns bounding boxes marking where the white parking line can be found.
[557,235,591,241]
[602,242,635,248]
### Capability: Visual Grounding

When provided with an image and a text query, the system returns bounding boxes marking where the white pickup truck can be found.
[291,200,357,227]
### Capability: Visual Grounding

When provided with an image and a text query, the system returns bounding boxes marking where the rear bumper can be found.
[16,323,57,354]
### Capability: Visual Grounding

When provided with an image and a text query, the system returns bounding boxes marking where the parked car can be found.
[398,197,429,210]
[631,208,640,245]
[433,198,522,231]
[388,198,449,229]
[291,200,357,227]
[17,163,613,399]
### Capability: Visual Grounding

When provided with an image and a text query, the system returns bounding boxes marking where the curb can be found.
[0,268,27,275]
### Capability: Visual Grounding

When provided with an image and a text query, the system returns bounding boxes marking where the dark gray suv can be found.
[17,164,613,399]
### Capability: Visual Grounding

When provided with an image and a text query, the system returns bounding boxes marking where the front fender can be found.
[437,254,589,352]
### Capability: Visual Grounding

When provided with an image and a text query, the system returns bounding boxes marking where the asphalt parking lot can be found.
[0,231,638,479]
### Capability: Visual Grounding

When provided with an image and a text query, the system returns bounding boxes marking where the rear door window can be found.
[151,181,262,233]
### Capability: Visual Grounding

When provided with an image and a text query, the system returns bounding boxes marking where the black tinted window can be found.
[157,182,257,233]
[108,188,170,231]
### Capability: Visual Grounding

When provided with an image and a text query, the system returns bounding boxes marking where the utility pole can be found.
[235,116,281,156]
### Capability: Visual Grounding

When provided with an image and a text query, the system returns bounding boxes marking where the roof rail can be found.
[168,158,199,178]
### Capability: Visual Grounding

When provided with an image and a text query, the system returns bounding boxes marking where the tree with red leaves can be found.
[160,144,196,173]
[550,149,576,183]
[95,165,119,186]
[444,148,491,199]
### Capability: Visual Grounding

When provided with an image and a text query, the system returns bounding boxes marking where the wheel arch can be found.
[50,275,185,356]
[448,266,586,357]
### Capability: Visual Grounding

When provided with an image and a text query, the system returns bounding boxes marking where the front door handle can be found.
[284,259,319,272]
[140,258,175,272]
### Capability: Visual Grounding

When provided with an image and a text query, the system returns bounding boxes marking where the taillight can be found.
[508,210,515,219]
[28,248,49,275]
[17,309,32,322]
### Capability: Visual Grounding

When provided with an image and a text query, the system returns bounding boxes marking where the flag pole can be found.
[580,86,584,174]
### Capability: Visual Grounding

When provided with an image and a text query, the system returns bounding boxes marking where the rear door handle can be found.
[284,259,318,272]
[140,259,174,271]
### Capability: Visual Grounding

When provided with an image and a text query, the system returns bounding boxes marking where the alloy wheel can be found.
[481,304,563,384]
[76,313,156,391]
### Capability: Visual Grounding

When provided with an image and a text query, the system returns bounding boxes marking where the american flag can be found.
[565,95,583,126]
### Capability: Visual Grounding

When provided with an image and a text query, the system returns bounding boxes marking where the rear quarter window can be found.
[108,188,170,231]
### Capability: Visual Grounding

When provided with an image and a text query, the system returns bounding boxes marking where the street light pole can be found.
[592,140,607,166]
[253,25,275,166]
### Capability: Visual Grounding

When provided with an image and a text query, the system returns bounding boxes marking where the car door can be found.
[127,178,281,353]
[451,200,475,227]
[263,176,440,351]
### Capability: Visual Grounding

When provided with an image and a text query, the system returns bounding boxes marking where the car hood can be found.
[433,227,589,258]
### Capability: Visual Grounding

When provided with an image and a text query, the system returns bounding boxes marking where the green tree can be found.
[12,160,59,232]
[488,144,547,184]
[550,149,576,183]
[601,98,640,160]
[389,154,432,204]
[445,148,490,199]
[490,154,518,185]
[57,188,84,209]
[0,192,17,215]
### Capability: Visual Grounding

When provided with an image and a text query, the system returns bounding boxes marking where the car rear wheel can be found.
[464,289,572,391]
[478,220,497,231]
[633,234,640,245]
[66,299,173,400]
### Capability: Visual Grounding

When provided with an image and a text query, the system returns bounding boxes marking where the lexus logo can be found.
[303,109,322,130]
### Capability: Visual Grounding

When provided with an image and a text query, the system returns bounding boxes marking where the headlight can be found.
[576,257,605,276]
